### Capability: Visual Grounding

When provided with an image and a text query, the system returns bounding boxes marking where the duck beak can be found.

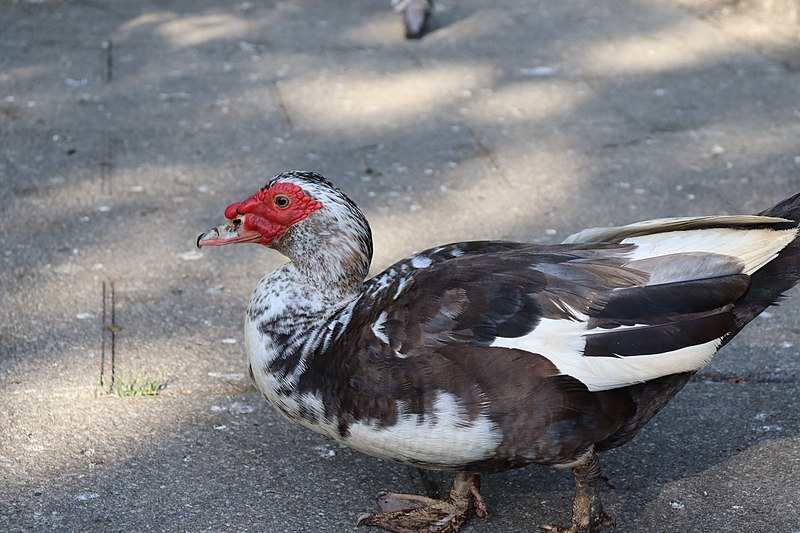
[197,215,262,248]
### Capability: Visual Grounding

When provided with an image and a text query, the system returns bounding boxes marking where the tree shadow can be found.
[1,0,800,531]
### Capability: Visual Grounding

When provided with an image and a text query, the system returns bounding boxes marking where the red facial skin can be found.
[224,182,323,246]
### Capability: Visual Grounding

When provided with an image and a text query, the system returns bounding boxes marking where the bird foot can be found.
[539,451,615,533]
[538,510,615,533]
[356,472,486,533]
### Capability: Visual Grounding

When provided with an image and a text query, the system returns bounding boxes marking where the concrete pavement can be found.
[1,1,799,531]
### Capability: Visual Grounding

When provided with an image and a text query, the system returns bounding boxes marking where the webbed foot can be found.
[357,472,486,533]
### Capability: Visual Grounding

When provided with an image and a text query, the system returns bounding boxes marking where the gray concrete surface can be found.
[1,1,799,532]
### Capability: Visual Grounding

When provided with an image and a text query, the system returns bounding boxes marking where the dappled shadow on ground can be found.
[1,0,799,531]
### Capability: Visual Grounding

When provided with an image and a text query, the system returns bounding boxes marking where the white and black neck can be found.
[269,171,374,303]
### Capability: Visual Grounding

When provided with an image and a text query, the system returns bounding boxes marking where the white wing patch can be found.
[393,275,412,300]
[622,227,796,275]
[371,311,390,344]
[491,315,586,363]
[370,310,409,358]
[555,335,722,391]
[410,255,433,269]
[345,391,501,467]
[492,223,797,392]
[490,313,725,392]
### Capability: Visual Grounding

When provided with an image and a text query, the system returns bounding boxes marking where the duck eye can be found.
[274,195,291,209]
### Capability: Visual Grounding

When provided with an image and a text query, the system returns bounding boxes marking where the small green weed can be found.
[97,369,166,397]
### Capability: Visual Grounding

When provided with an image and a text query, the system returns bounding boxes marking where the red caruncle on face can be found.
[224,182,323,245]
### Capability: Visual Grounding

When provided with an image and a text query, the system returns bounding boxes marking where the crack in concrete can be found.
[100,279,119,392]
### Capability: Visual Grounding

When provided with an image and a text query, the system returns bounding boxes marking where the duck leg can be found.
[357,472,487,533]
[540,451,615,533]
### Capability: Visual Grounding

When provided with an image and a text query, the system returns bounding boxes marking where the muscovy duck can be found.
[197,171,800,533]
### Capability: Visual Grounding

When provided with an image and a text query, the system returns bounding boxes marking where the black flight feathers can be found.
[351,241,747,359]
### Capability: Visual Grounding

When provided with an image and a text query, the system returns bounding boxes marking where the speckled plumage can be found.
[198,173,800,533]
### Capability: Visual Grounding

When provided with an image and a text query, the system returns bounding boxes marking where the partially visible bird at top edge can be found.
[393,0,434,39]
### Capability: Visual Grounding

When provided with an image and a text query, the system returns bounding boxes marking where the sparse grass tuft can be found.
[97,369,166,397]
